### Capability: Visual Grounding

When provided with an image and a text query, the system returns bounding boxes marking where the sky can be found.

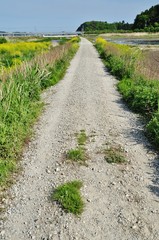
[0,0,159,32]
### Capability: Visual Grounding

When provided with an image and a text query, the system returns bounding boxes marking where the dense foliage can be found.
[76,21,133,33]
[0,38,7,44]
[95,37,159,147]
[133,4,159,32]
[77,4,159,33]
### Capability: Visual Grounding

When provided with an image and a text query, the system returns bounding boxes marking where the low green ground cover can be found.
[52,180,84,215]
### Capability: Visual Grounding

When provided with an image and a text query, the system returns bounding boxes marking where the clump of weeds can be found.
[52,180,84,215]
[66,148,86,164]
[66,130,88,165]
[104,144,127,164]
[77,130,87,146]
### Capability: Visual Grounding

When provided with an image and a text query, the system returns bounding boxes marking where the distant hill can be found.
[76,21,133,33]
[76,4,159,33]
[133,4,159,31]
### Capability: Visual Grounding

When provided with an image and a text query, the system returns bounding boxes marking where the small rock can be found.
[111,182,116,185]
[131,225,138,230]
[87,199,91,202]
[46,169,51,174]
[0,230,5,236]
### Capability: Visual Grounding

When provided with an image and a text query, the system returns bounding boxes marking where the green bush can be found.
[0,37,7,44]
[146,113,159,145]
[118,79,159,115]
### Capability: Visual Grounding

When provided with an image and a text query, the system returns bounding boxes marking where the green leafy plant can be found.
[146,113,159,145]
[52,181,84,215]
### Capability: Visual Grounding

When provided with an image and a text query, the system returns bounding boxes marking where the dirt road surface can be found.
[1,38,159,240]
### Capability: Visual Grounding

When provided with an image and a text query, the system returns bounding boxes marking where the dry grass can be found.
[138,50,159,80]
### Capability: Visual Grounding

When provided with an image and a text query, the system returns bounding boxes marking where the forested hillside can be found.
[133,4,159,31]
[76,4,159,33]
[76,21,133,33]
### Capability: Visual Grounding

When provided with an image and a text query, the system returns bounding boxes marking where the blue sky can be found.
[1,0,159,32]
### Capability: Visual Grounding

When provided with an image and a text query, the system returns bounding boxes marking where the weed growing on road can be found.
[104,145,126,164]
[67,148,86,163]
[52,180,84,215]
[77,130,87,146]
[66,130,88,165]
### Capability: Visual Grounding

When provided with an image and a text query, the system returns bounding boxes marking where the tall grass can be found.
[95,37,159,147]
[0,40,79,187]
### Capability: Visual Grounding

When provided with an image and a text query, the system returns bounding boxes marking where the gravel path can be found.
[1,38,159,240]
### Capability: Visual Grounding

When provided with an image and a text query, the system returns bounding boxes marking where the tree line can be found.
[76,4,159,33]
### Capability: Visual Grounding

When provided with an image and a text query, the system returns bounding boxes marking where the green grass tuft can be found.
[66,148,86,163]
[66,130,88,165]
[77,130,87,146]
[52,180,84,215]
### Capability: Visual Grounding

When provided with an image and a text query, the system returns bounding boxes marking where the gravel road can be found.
[1,38,159,240]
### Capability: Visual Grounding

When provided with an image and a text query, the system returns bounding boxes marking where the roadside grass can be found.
[104,145,126,164]
[95,37,159,148]
[0,39,80,189]
[0,41,50,72]
[52,180,84,215]
[66,130,88,165]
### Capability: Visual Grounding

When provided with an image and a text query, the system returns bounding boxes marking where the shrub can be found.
[146,113,159,145]
[118,78,159,115]
[0,38,7,44]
